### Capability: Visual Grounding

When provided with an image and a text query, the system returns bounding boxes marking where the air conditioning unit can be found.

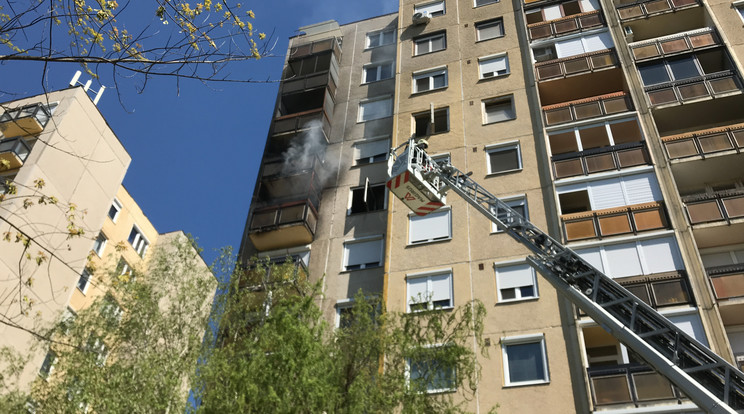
[623,26,634,42]
[412,11,431,25]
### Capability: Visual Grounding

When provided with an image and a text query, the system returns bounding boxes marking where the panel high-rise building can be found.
[240,0,744,411]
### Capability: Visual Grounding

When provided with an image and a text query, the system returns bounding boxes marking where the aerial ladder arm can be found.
[388,138,744,413]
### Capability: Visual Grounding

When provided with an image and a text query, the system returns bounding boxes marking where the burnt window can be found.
[349,182,386,214]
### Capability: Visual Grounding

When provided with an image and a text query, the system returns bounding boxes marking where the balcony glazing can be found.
[0,103,51,138]
[0,137,30,171]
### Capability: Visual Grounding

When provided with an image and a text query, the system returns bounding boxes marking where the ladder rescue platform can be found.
[387,141,447,216]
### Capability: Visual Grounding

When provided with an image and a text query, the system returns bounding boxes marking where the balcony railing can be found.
[282,71,338,98]
[616,0,700,21]
[708,263,744,300]
[543,92,632,126]
[629,28,718,62]
[527,11,604,41]
[645,71,741,106]
[535,49,618,81]
[240,256,308,291]
[0,103,51,138]
[661,122,744,159]
[562,201,668,241]
[588,364,682,407]
[248,200,319,251]
[288,37,341,62]
[683,189,744,225]
[552,142,650,179]
[0,137,31,171]
[261,153,325,180]
[272,109,332,141]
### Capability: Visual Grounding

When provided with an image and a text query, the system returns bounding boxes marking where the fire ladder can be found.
[387,138,744,413]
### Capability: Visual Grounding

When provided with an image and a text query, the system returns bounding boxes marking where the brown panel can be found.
[733,130,744,148]
[545,107,574,125]
[664,139,698,158]
[617,148,649,167]
[711,274,744,299]
[591,53,615,69]
[610,120,643,144]
[251,211,277,229]
[603,96,630,114]
[632,44,660,60]
[554,159,585,178]
[549,131,580,154]
[579,13,603,28]
[709,77,739,94]
[598,214,632,236]
[672,0,698,6]
[660,38,690,54]
[529,25,553,40]
[554,19,579,35]
[698,133,733,153]
[651,280,690,305]
[723,196,744,218]
[687,200,723,223]
[645,0,672,13]
[564,218,597,240]
[648,89,678,105]
[678,82,709,100]
[632,372,675,401]
[574,101,603,120]
[278,204,306,224]
[585,153,616,173]
[564,58,591,75]
[633,208,665,231]
[537,63,563,80]
[618,5,644,20]
[592,375,632,405]
[689,33,716,48]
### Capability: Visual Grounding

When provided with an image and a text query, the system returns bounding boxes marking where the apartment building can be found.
[240,0,744,411]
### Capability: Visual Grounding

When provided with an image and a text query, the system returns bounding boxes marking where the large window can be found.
[413,108,449,137]
[548,118,643,155]
[358,97,393,122]
[92,233,107,256]
[492,196,528,233]
[39,351,56,379]
[353,138,389,166]
[574,235,683,279]
[556,171,662,213]
[737,1,744,22]
[409,208,452,244]
[366,29,395,49]
[407,271,453,312]
[414,0,445,17]
[483,96,515,124]
[495,262,538,302]
[638,51,733,86]
[343,237,383,271]
[476,18,504,41]
[479,54,509,79]
[363,61,395,83]
[408,346,456,393]
[525,0,599,24]
[348,181,386,214]
[128,225,149,257]
[552,32,613,59]
[77,269,91,294]
[413,68,448,93]
[475,0,499,6]
[502,334,549,386]
[414,32,446,56]
[108,198,122,223]
[486,142,522,174]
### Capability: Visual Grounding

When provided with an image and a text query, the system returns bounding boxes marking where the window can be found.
[553,32,613,59]
[407,271,453,312]
[502,334,549,385]
[335,298,380,329]
[475,0,499,6]
[86,336,108,366]
[366,29,395,48]
[349,181,386,214]
[358,97,393,122]
[479,54,509,79]
[495,262,538,302]
[638,51,732,86]
[409,208,452,244]
[92,233,107,256]
[413,108,449,137]
[128,226,149,257]
[343,237,383,271]
[431,153,451,167]
[574,235,683,279]
[39,351,56,379]
[353,138,389,166]
[414,32,446,55]
[548,119,644,155]
[336,301,354,329]
[486,142,522,174]
[117,258,134,282]
[492,196,528,233]
[556,172,663,213]
[363,61,395,83]
[77,269,91,294]
[525,0,599,24]
[59,307,76,335]
[476,18,504,41]
[483,96,516,124]
[414,1,445,17]
[285,54,333,78]
[101,295,123,324]
[737,1,744,22]
[408,346,456,393]
[413,68,447,93]
[108,198,122,222]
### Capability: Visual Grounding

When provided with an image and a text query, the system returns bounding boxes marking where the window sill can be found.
[503,379,550,388]
[407,237,452,246]
[486,168,522,177]
[475,36,505,43]
[361,78,394,86]
[496,296,539,305]
[478,73,510,82]
[365,44,395,51]
[347,209,387,216]
[413,49,446,58]
[483,117,516,126]
[357,115,393,124]
[407,306,454,314]
[340,265,383,274]
[351,158,388,168]
[411,86,448,96]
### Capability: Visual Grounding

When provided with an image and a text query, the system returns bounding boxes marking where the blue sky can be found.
[0,0,397,265]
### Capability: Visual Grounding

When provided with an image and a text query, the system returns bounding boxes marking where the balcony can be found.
[260,153,325,181]
[276,84,335,120]
[0,103,51,138]
[240,256,308,291]
[282,71,338,97]
[543,92,633,126]
[645,71,741,106]
[535,49,618,81]
[662,123,744,160]
[527,11,604,41]
[588,364,683,408]
[683,189,744,225]
[272,109,331,141]
[0,137,31,171]
[629,28,719,62]
[562,202,669,242]
[537,61,625,106]
[288,37,341,62]
[248,200,319,251]
[708,263,744,300]
[552,142,650,179]
[616,0,700,22]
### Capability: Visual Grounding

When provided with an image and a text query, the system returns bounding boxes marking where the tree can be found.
[193,259,494,414]
[0,235,217,412]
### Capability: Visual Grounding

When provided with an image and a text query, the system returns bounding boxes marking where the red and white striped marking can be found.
[414,201,444,216]
[386,170,410,190]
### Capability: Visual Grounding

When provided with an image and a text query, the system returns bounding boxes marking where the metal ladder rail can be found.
[420,156,744,413]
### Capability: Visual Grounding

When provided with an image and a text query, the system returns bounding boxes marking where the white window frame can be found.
[494,260,539,302]
[347,180,388,215]
[406,270,454,312]
[414,32,446,56]
[414,0,446,17]
[335,299,354,329]
[475,0,499,6]
[92,232,107,257]
[486,141,522,175]
[342,236,384,271]
[735,1,744,22]
[501,334,550,386]
[363,61,395,84]
[555,171,662,213]
[108,198,122,223]
[407,344,457,393]
[478,53,510,79]
[573,235,683,279]
[482,96,516,124]
[547,117,643,155]
[358,96,393,122]
[409,207,452,245]
[413,67,448,93]
[413,107,450,136]
[491,195,528,233]
[77,269,91,294]
[476,18,505,41]
[128,225,150,257]
[353,137,390,166]
[366,29,396,49]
